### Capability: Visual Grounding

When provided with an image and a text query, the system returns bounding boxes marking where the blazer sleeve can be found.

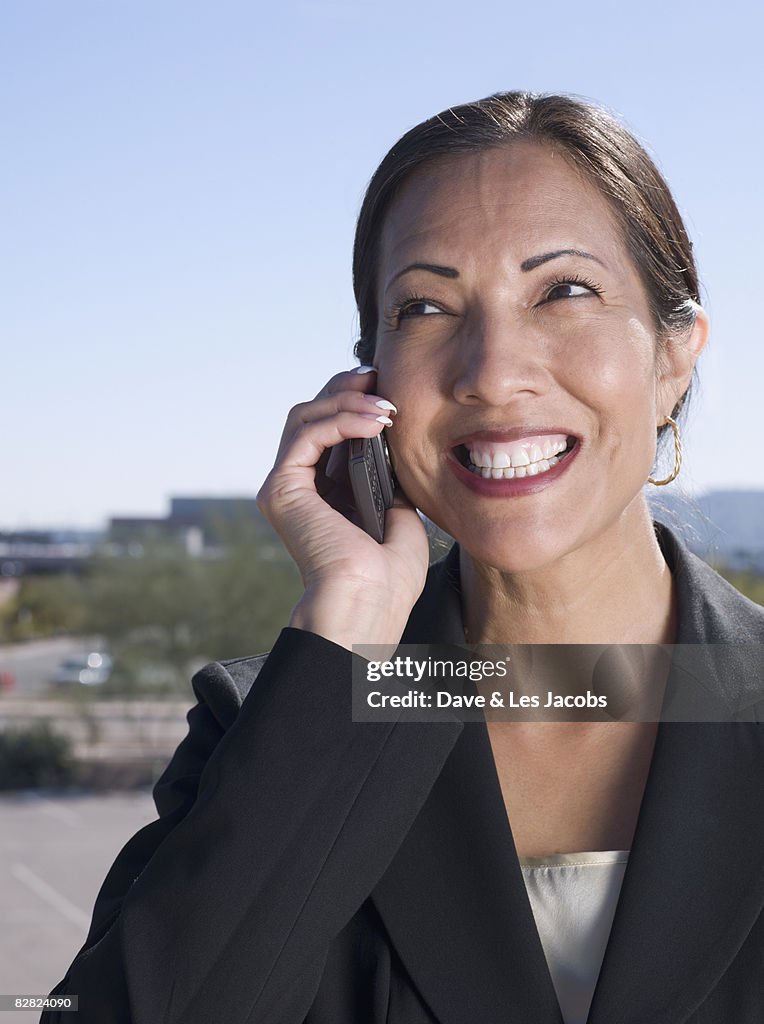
[40,627,409,1024]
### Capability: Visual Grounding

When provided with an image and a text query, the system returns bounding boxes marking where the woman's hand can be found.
[256,368,429,650]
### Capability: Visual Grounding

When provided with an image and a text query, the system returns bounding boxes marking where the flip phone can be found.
[348,434,396,542]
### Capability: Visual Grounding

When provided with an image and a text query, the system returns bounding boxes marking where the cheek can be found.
[375,340,442,422]
[570,311,654,368]
[375,349,444,495]
[568,319,657,409]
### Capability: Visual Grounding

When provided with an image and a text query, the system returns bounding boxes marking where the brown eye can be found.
[400,299,442,318]
[545,281,597,302]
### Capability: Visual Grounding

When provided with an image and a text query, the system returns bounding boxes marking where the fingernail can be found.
[376,415,393,426]
[375,399,397,414]
[354,365,377,374]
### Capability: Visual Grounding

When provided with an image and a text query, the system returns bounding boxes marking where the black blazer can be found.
[43,523,764,1024]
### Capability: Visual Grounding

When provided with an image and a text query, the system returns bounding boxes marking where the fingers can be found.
[278,374,397,463]
[284,388,396,436]
[278,410,390,474]
[259,365,399,530]
[315,365,378,401]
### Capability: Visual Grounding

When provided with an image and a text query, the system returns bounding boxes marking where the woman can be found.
[43,92,764,1024]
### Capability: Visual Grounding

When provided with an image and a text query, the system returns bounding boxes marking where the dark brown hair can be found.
[352,91,701,448]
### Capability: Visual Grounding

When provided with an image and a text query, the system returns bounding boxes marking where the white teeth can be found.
[542,439,567,459]
[467,444,569,469]
[465,439,572,479]
[469,460,567,480]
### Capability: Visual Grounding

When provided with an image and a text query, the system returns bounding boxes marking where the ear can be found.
[656,305,710,422]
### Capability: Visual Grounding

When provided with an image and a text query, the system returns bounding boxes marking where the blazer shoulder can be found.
[680,547,764,642]
[669,536,764,719]
[657,521,764,642]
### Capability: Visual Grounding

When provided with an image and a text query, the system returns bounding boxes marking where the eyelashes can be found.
[385,292,440,323]
[384,274,604,327]
[542,274,604,302]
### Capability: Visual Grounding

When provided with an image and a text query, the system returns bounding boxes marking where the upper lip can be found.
[447,427,580,449]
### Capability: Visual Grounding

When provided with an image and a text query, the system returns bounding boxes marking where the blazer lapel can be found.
[588,719,764,1024]
[373,545,564,1024]
[372,719,564,1024]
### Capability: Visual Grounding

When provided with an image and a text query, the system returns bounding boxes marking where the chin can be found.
[426,505,575,574]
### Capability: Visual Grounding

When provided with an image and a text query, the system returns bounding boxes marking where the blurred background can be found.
[2,0,763,1013]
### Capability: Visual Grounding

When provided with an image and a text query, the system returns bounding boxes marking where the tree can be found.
[83,522,302,694]
[0,574,88,642]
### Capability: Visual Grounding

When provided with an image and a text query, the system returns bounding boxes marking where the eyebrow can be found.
[520,249,605,272]
[386,250,605,290]
[386,263,460,289]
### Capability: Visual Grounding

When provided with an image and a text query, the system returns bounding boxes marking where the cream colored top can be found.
[520,850,629,1024]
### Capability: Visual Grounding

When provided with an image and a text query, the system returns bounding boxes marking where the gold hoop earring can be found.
[648,416,682,486]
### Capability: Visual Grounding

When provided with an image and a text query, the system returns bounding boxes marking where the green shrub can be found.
[0,574,89,641]
[0,722,75,790]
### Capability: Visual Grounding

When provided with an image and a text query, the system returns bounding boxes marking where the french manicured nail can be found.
[375,399,397,414]
[354,365,377,374]
[362,394,398,414]
[376,415,394,426]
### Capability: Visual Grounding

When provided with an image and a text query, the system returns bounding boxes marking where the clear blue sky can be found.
[3,0,762,528]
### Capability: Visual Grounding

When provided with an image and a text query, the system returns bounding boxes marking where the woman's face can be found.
[373,142,693,573]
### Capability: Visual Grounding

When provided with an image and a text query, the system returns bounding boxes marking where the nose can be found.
[450,309,550,407]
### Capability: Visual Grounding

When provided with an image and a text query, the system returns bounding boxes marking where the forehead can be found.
[378,142,627,280]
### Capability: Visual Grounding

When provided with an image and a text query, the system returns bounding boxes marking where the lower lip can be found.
[445,444,579,497]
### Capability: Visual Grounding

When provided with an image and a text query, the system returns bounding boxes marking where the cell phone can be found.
[348,433,396,542]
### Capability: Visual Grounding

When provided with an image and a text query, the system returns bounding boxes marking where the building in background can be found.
[108,496,273,557]
[1,497,277,576]
[0,530,99,577]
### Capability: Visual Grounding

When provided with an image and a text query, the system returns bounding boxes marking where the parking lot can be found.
[1,791,156,1021]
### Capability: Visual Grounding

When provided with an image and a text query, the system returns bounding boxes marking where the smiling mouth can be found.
[452,436,578,479]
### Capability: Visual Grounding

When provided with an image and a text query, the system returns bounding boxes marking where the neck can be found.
[459,502,677,646]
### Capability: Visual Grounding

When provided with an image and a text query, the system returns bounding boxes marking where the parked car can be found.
[51,652,113,687]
